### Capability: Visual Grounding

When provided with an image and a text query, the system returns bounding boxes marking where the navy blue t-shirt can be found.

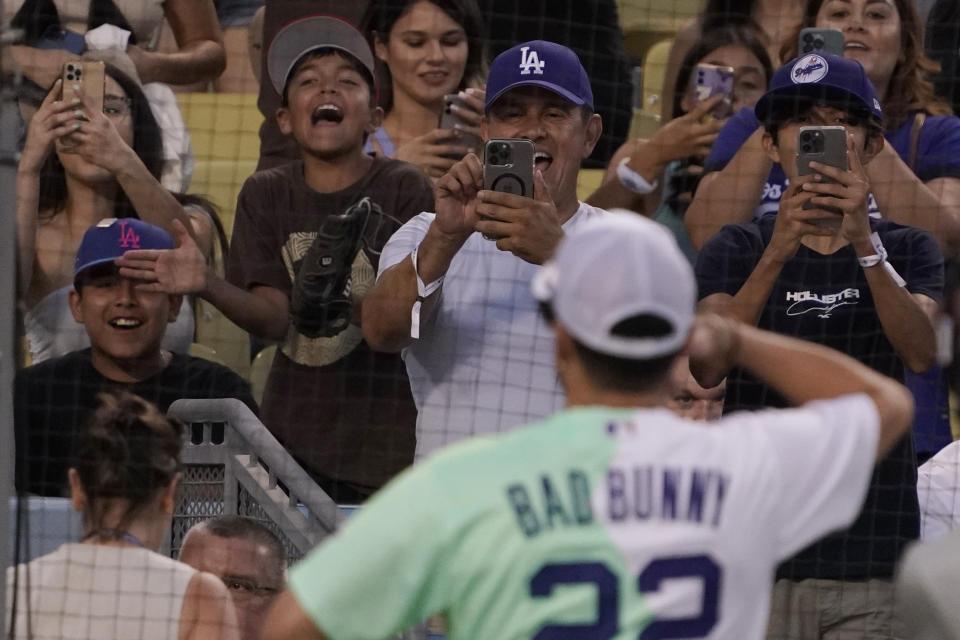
[696,217,943,579]
[704,108,960,219]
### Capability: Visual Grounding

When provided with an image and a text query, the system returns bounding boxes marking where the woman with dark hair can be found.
[589,22,773,263]
[360,0,486,179]
[17,63,209,364]
[5,0,225,190]
[687,0,960,252]
[6,391,239,640]
[660,0,802,123]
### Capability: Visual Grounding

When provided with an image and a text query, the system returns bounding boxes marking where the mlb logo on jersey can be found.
[518,46,545,75]
[791,53,829,84]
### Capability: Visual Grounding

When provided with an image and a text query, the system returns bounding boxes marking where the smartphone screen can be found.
[688,64,734,120]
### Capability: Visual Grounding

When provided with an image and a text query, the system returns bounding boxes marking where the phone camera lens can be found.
[803,33,813,42]
[802,144,812,153]
[813,37,824,48]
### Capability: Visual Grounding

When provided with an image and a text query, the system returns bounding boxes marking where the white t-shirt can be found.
[918,440,960,540]
[378,202,605,459]
[288,394,880,640]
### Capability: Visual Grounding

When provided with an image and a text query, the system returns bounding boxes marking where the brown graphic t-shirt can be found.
[227,157,434,495]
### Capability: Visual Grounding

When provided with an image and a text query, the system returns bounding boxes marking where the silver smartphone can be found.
[798,28,844,56]
[797,125,847,220]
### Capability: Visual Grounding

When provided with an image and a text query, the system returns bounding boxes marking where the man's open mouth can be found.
[534,151,553,173]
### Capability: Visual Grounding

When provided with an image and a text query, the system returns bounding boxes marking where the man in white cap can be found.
[262,211,913,640]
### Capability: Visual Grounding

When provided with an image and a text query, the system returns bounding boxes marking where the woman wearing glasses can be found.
[17,63,211,364]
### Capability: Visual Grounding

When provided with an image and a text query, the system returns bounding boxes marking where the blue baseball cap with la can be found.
[484,40,594,112]
[74,218,174,283]
[755,53,883,124]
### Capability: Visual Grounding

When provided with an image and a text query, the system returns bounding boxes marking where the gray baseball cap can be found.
[266,15,376,97]
[531,211,696,359]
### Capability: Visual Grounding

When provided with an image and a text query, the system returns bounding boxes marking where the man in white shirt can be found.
[362,40,607,458]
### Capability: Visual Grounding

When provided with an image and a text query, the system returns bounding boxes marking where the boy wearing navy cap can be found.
[695,54,942,638]
[15,218,256,497]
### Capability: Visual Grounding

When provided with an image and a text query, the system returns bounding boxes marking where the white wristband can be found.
[410,247,444,339]
[857,232,906,287]
[616,157,659,195]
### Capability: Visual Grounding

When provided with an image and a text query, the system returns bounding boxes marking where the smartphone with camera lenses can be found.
[687,63,734,120]
[483,139,535,197]
[481,139,535,240]
[796,125,847,221]
[797,28,844,56]
[61,61,105,115]
[440,94,482,157]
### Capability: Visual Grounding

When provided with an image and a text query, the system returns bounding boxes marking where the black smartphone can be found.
[481,139,535,240]
[483,139,535,197]
[796,125,847,221]
[439,93,482,157]
[798,28,844,56]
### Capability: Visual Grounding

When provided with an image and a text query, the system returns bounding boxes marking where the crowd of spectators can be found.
[9,0,960,637]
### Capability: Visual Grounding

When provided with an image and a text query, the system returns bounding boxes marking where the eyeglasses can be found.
[221,576,280,600]
[103,96,132,119]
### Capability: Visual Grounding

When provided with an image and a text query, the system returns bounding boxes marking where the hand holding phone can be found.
[61,61,105,116]
[687,64,734,120]
[796,125,847,224]
[440,93,483,157]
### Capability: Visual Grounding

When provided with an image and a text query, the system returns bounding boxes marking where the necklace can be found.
[81,529,146,548]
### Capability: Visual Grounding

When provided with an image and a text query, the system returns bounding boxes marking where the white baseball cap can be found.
[531,211,696,359]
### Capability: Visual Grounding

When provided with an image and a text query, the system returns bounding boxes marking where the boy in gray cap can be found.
[119,16,435,503]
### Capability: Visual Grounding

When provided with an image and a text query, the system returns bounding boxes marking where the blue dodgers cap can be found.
[754,53,883,124]
[485,40,594,111]
[74,218,174,281]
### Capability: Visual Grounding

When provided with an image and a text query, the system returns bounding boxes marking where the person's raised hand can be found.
[474,169,562,264]
[687,312,741,387]
[433,152,484,241]
[767,174,837,263]
[393,128,474,179]
[59,86,137,175]
[116,219,209,295]
[802,133,873,247]
[447,87,485,148]
[647,94,726,165]
[20,80,81,175]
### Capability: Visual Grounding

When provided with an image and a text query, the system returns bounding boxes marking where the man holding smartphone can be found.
[363,41,606,461]
[694,54,943,638]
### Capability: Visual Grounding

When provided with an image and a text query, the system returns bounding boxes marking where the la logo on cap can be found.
[117,220,141,249]
[791,53,829,84]
[519,45,545,76]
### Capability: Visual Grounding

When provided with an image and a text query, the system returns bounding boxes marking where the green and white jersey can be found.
[289,395,878,640]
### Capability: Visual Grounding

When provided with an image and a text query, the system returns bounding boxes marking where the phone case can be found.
[439,94,483,157]
[797,125,847,216]
[62,61,105,115]
[688,64,734,119]
[483,139,535,197]
[798,28,844,56]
